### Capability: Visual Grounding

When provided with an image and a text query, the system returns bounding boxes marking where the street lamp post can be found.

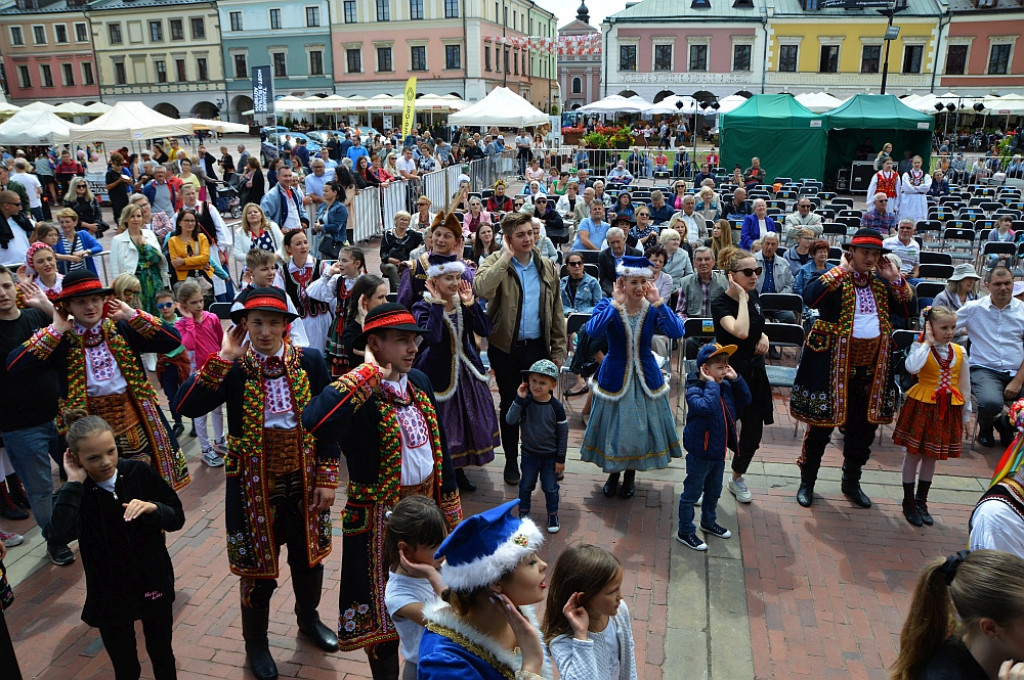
[877,1,907,95]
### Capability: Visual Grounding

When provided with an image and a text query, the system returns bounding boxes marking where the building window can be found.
[40,64,53,87]
[155,60,167,82]
[445,44,461,69]
[82,62,94,85]
[989,43,1012,75]
[513,49,518,74]
[9,27,22,46]
[190,18,205,39]
[114,60,127,85]
[689,44,707,71]
[945,45,967,75]
[344,0,357,22]
[619,45,637,71]
[819,45,839,73]
[62,62,75,85]
[309,50,323,75]
[444,0,459,18]
[410,0,423,19]
[175,58,186,81]
[376,0,390,21]
[273,52,287,77]
[377,46,393,72]
[733,44,752,71]
[108,23,122,44]
[233,53,247,78]
[33,25,45,45]
[229,12,242,31]
[55,24,68,44]
[197,57,208,81]
[654,44,672,71]
[17,65,30,89]
[779,44,798,72]
[522,50,526,75]
[169,19,183,40]
[902,45,922,74]
[306,6,320,27]
[149,21,162,42]
[504,47,510,73]
[485,46,491,72]
[346,48,361,73]
[572,77,582,93]
[75,22,88,42]
[411,45,427,71]
[861,44,880,73]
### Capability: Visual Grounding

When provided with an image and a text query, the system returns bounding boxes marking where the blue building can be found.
[218,0,333,121]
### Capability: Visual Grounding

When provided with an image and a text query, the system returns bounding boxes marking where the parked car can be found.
[261,132,322,164]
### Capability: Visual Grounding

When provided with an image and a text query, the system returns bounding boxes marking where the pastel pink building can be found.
[559,2,601,110]
[938,0,1024,95]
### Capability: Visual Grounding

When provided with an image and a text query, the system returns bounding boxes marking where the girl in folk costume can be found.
[309,245,365,375]
[412,260,500,493]
[397,212,474,309]
[340,275,390,368]
[175,287,340,680]
[7,269,190,491]
[892,306,971,527]
[20,242,63,298]
[898,155,932,225]
[580,256,685,500]
[867,157,901,214]
[275,228,332,353]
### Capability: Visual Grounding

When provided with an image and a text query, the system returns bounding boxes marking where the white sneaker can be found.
[728,477,753,504]
[695,492,703,506]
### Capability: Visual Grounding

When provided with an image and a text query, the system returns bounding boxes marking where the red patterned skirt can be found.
[892,396,963,460]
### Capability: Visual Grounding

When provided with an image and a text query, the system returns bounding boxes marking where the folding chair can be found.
[677,317,716,384]
[917,263,954,280]
[888,329,920,440]
[838,209,863,219]
[821,222,847,246]
[578,250,600,265]
[558,312,594,412]
[829,197,854,209]
[980,241,1016,271]
[919,251,952,266]
[940,227,975,262]
[758,293,803,324]
[761,323,805,435]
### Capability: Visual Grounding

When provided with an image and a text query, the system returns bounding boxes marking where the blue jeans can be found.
[677,454,726,535]
[519,452,559,515]
[2,421,58,534]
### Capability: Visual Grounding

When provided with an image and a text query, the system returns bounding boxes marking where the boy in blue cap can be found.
[677,343,751,551]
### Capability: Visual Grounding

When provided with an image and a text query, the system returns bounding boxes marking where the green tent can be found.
[822,94,934,186]
[720,94,828,182]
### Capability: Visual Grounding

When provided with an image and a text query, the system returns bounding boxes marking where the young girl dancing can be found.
[892,306,971,527]
[309,245,365,375]
[412,260,499,493]
[277,228,332,353]
[543,544,637,680]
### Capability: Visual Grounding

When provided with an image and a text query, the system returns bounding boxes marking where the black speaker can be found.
[850,161,875,192]
[836,166,850,192]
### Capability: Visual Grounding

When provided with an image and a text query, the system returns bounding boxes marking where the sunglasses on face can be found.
[733,267,763,277]
[156,301,174,309]
[568,261,584,267]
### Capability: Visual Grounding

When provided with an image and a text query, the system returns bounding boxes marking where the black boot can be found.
[619,470,636,499]
[293,569,339,652]
[0,481,28,520]
[796,459,819,508]
[902,482,923,527]
[240,605,278,680]
[796,482,815,508]
[841,465,872,509]
[366,645,400,680]
[503,456,520,486]
[602,472,620,497]
[916,480,934,526]
[5,475,29,509]
[454,468,477,493]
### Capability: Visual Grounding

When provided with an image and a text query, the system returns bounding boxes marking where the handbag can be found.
[318,233,340,259]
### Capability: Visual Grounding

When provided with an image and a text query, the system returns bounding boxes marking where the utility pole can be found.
[877,0,907,95]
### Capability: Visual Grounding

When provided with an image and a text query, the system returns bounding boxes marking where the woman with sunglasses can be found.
[671,180,689,211]
[711,249,772,506]
[62,178,106,236]
[167,208,215,303]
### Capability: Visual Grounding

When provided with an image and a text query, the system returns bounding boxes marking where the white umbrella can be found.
[794,92,844,113]
[415,94,465,113]
[70,100,193,144]
[715,95,750,115]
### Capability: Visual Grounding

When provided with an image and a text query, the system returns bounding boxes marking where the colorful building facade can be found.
[558,1,601,110]
[937,0,1024,97]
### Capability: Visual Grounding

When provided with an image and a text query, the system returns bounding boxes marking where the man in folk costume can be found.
[396,211,473,309]
[970,400,1024,559]
[176,287,339,680]
[791,228,914,508]
[302,302,463,680]
[866,156,901,214]
[7,269,189,490]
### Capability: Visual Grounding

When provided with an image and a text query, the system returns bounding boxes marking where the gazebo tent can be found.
[69,101,192,145]
[0,109,81,144]
[448,86,547,128]
[719,94,828,182]
[821,94,934,185]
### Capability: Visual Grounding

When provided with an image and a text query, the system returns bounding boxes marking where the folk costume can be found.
[419,499,551,680]
[791,229,914,507]
[302,303,462,678]
[175,287,339,680]
[307,268,359,376]
[866,169,901,212]
[411,261,499,473]
[899,168,931,225]
[276,257,332,354]
[395,212,474,309]
[968,400,1024,557]
[7,270,189,491]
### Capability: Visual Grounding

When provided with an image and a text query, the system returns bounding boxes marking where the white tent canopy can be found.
[715,95,750,115]
[0,109,82,144]
[20,101,56,112]
[69,100,193,144]
[795,92,845,113]
[448,87,548,127]
[577,94,651,114]
[645,95,700,115]
[984,94,1024,115]
[177,118,249,134]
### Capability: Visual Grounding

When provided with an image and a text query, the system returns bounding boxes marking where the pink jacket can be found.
[176,311,223,369]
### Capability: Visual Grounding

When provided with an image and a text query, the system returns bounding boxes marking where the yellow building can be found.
[89,0,225,118]
[765,0,943,97]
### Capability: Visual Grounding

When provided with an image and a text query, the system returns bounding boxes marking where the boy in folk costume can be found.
[176,287,339,680]
[396,212,474,309]
[7,269,189,490]
[302,302,463,680]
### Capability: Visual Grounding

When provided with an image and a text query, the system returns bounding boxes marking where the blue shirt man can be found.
[513,254,541,340]
[346,137,369,164]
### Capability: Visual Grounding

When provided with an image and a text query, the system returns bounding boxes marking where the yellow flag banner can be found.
[401,77,417,139]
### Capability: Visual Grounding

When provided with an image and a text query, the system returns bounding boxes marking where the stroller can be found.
[214,177,243,219]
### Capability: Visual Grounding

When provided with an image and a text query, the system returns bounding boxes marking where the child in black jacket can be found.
[47,409,185,680]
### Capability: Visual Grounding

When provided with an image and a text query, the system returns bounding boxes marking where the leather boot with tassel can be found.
[0,481,28,520]
[240,605,278,680]
[902,482,923,526]
[841,464,872,509]
[292,569,339,652]
[915,480,934,526]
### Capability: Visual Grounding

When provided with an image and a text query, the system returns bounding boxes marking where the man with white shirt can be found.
[882,219,921,282]
[673,194,704,245]
[783,198,823,246]
[754,232,796,323]
[956,266,1024,448]
[0,190,31,267]
[10,159,42,221]
[261,166,308,232]
[304,159,332,212]
[970,459,1024,559]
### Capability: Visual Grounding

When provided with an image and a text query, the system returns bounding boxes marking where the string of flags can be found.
[483,33,603,55]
